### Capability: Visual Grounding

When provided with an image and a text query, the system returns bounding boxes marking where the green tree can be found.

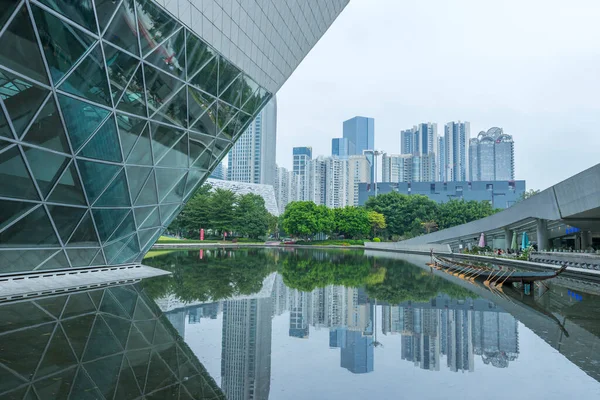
[234,193,270,239]
[436,200,499,230]
[333,206,371,239]
[365,193,438,238]
[169,184,212,237]
[208,188,236,235]
[367,210,386,238]
[282,201,319,239]
[314,204,335,236]
[517,189,541,202]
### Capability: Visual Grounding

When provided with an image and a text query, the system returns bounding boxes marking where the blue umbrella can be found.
[521,232,530,249]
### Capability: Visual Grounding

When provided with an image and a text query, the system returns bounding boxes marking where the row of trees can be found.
[281,201,386,240]
[169,184,276,239]
[365,192,500,239]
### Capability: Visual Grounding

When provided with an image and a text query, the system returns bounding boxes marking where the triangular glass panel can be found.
[184,168,205,199]
[139,207,160,229]
[0,1,19,30]
[58,94,110,152]
[145,64,184,117]
[218,59,241,96]
[213,137,232,159]
[150,122,185,163]
[189,54,218,97]
[163,172,187,204]
[62,314,95,359]
[90,250,106,266]
[242,86,270,116]
[34,366,77,399]
[186,31,216,80]
[1,324,53,380]
[103,234,131,263]
[47,205,87,243]
[157,134,188,168]
[152,86,188,127]
[35,249,70,271]
[134,206,154,228]
[35,326,78,379]
[0,3,49,85]
[104,41,139,102]
[0,249,57,274]
[92,208,129,242]
[134,170,158,206]
[117,114,146,159]
[219,74,243,107]
[188,135,210,165]
[153,324,174,346]
[39,0,97,32]
[146,28,185,79]
[59,44,112,106]
[104,0,139,55]
[106,211,135,242]
[159,204,179,226]
[240,74,260,107]
[127,324,149,350]
[94,169,131,207]
[32,4,95,83]
[66,248,98,267]
[126,124,153,165]
[102,314,130,348]
[0,69,49,137]
[216,100,237,132]
[22,146,69,197]
[47,161,87,206]
[114,357,142,400]
[114,234,140,264]
[219,112,242,142]
[77,159,120,204]
[145,351,177,393]
[0,107,12,139]
[136,0,179,56]
[188,86,216,130]
[137,227,160,251]
[155,168,186,202]
[116,64,147,117]
[109,286,137,317]
[62,292,96,318]
[79,114,122,162]
[0,199,35,232]
[0,205,59,247]
[83,318,123,361]
[126,166,152,202]
[22,95,71,154]
[35,294,67,318]
[70,367,104,400]
[83,353,123,399]
[192,147,212,171]
[127,349,151,391]
[95,0,121,33]
[133,296,155,320]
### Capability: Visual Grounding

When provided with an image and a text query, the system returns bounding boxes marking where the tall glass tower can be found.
[0,0,349,274]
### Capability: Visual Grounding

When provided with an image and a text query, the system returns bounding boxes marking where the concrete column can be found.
[581,231,592,250]
[536,219,549,251]
[504,228,513,250]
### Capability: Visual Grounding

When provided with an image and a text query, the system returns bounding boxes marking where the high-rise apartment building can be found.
[401,129,415,154]
[293,147,313,201]
[469,128,515,181]
[331,137,355,159]
[227,97,277,184]
[325,157,349,208]
[0,0,349,274]
[347,155,372,206]
[400,123,439,181]
[382,154,412,183]
[306,156,327,205]
[438,137,446,182]
[444,121,471,182]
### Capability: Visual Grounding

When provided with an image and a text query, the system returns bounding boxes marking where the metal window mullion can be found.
[89,167,128,208]
[147,77,187,120]
[54,89,113,116]
[97,38,117,110]
[32,249,69,271]
[0,0,25,38]
[0,63,52,91]
[29,0,101,40]
[141,26,183,61]
[96,0,124,37]
[17,93,52,140]
[112,60,143,109]
[0,97,19,141]
[61,208,94,246]
[0,203,43,236]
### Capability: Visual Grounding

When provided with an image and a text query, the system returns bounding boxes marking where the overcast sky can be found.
[275,0,600,190]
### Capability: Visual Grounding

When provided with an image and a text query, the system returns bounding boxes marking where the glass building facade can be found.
[0,0,349,274]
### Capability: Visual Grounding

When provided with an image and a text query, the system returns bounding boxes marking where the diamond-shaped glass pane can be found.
[77,159,120,204]
[23,146,70,197]
[0,69,49,137]
[80,114,122,162]
[134,170,158,206]
[116,64,147,117]
[134,206,154,227]
[60,44,112,106]
[127,124,153,165]
[145,64,184,117]
[32,4,95,83]
[159,203,179,227]
[219,75,243,107]
[188,86,216,132]
[146,28,185,80]
[66,211,100,247]
[94,169,131,207]
[186,30,215,79]
[104,42,139,103]
[92,208,129,242]
[163,172,186,204]
[139,207,160,229]
[0,206,59,247]
[103,234,131,263]
[218,59,241,96]
[136,0,179,56]
[189,55,218,97]
[155,168,185,202]
[58,94,110,152]
[22,95,71,154]
[126,166,152,202]
[103,0,139,55]
[47,160,87,205]
[113,234,140,263]
[35,325,78,378]
[38,0,97,33]
[0,145,39,200]
[184,168,205,199]
[47,205,87,244]
[151,122,185,163]
[158,134,188,168]
[0,3,49,84]
[152,86,187,127]
[117,113,146,160]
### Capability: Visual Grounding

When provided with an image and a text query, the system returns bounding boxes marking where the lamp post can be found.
[364,150,383,196]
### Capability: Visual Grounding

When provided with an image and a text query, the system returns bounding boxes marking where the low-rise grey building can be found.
[358,180,526,209]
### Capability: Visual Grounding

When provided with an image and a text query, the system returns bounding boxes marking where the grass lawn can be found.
[293,239,367,246]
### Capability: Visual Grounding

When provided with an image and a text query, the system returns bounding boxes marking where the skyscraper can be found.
[0,0,349,274]
[293,147,313,201]
[401,129,415,154]
[438,136,446,181]
[325,157,349,208]
[306,156,327,205]
[444,121,471,182]
[343,116,375,180]
[227,97,277,185]
[347,155,372,206]
[382,154,412,183]
[331,137,355,159]
[469,128,515,181]
[340,330,374,374]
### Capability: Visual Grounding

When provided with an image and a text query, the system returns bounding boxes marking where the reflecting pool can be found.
[1,248,600,399]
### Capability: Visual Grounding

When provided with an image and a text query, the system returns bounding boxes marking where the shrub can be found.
[373,237,381,242]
